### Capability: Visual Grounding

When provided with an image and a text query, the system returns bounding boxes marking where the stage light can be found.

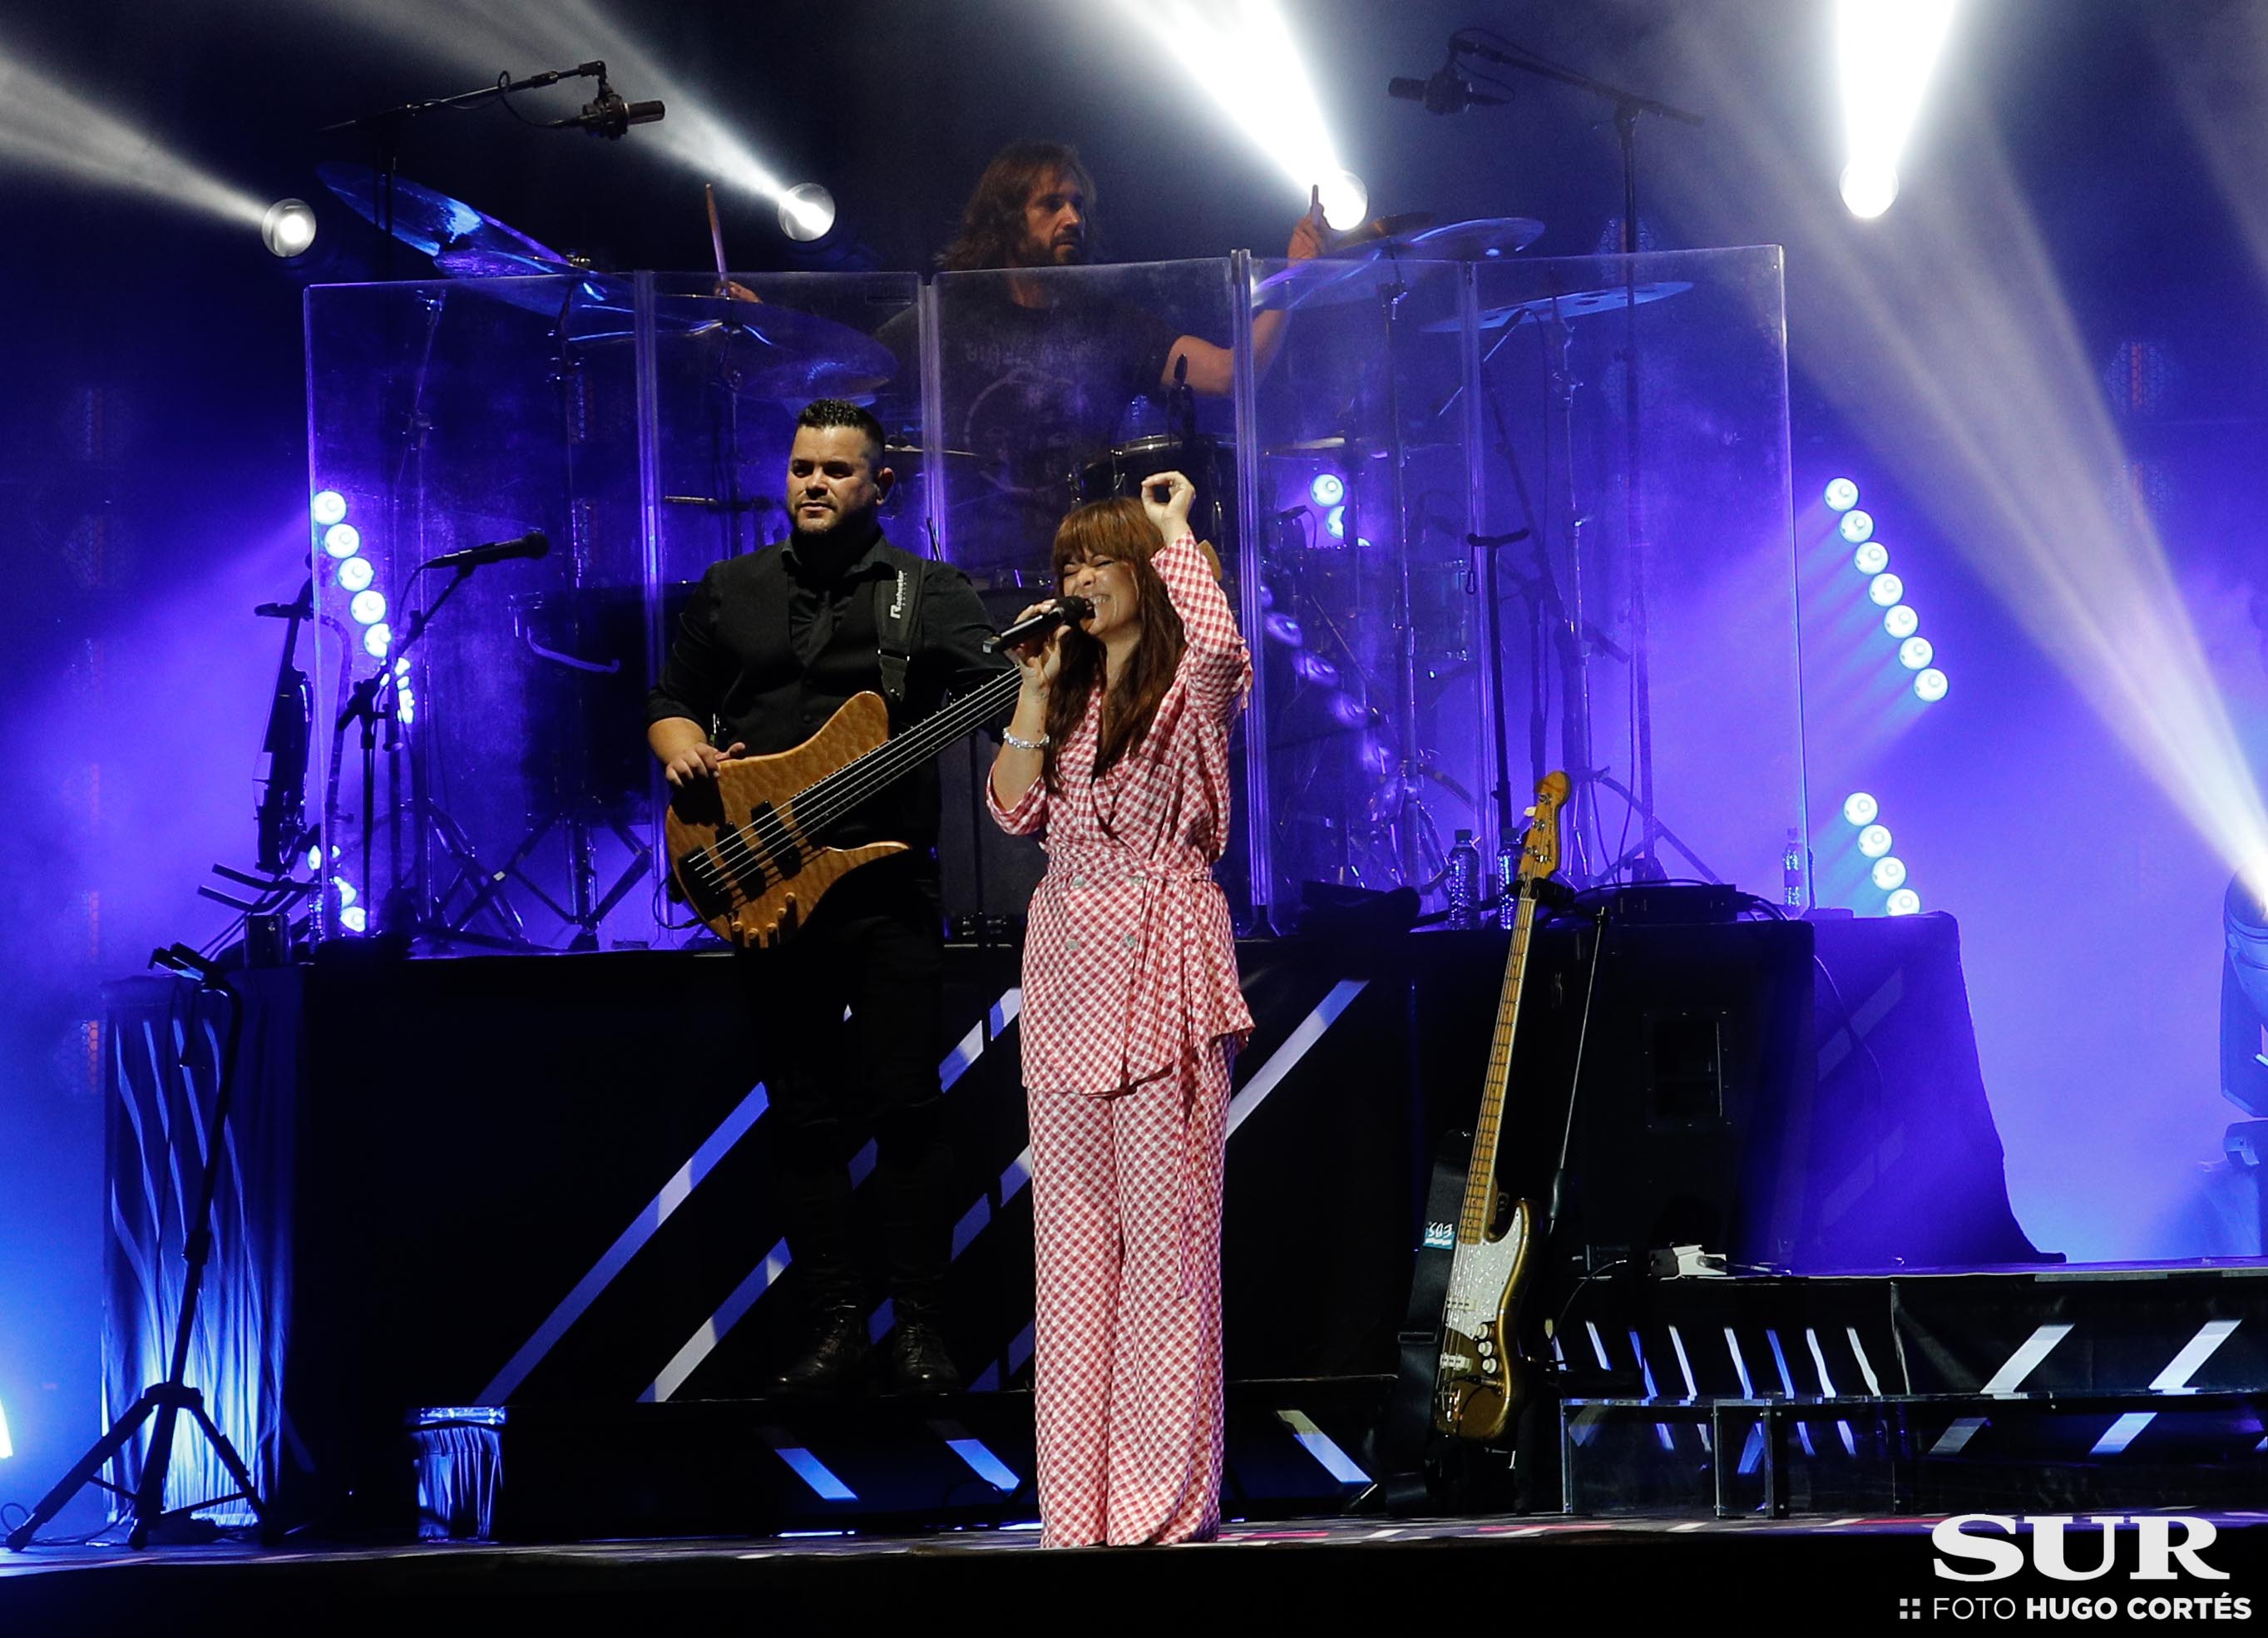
[1884,604,1919,639]
[1858,824,1893,859]
[1825,478,1860,512]
[1838,508,1875,544]
[349,590,387,626]
[1317,169,1368,232]
[1886,888,1922,916]
[1109,0,1351,225]
[311,491,347,527]
[340,904,368,934]
[324,523,362,560]
[1853,541,1889,575]
[1264,612,1303,646]
[1868,572,1904,607]
[306,845,323,872]
[1843,791,1879,826]
[331,876,358,909]
[1309,472,1345,507]
[1836,0,1959,220]
[262,197,318,258]
[1325,504,1346,539]
[336,556,374,593]
[1915,667,1949,702]
[1872,855,1908,891]
[363,622,393,660]
[778,182,835,242]
[1839,160,1900,220]
[1293,651,1339,686]
[1900,636,1934,670]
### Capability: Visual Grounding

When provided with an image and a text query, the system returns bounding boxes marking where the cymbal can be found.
[1261,434,1451,458]
[1251,256,1435,313]
[432,245,620,308]
[318,162,564,265]
[1380,217,1545,260]
[429,265,899,394]
[1322,211,1438,257]
[1422,279,1693,332]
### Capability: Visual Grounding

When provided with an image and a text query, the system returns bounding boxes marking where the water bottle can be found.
[1495,834,1522,928]
[1445,829,1480,929]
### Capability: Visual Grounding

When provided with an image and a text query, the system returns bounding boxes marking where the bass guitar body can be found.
[665,691,906,949]
[1437,1198,1538,1443]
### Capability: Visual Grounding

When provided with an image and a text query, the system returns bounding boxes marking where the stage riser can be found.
[1558,1268,2268,1517]
[101,916,2038,1532]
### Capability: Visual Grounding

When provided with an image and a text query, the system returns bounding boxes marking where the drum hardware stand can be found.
[6,945,270,1551]
[1372,270,1446,893]
[1449,34,1702,878]
[452,801,653,952]
[335,560,536,951]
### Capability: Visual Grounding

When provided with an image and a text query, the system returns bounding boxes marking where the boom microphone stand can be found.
[6,947,269,1551]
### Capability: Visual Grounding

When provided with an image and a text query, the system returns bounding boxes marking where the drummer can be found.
[878,141,1323,566]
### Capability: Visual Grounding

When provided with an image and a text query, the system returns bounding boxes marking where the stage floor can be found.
[11,1512,2268,1632]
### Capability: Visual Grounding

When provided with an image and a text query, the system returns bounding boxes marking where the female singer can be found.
[987,471,1254,1546]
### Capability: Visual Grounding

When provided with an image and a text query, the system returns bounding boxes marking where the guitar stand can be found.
[5,948,270,1551]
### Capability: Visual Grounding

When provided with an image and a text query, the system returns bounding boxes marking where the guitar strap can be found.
[874,560,925,713]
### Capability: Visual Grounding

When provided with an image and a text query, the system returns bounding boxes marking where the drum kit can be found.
[1246,212,1685,899]
[315,159,1689,938]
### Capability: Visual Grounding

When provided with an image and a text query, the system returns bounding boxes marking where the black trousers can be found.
[739,854,954,1319]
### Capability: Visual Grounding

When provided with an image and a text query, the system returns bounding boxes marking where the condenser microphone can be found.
[422,530,551,572]
[1387,66,1506,115]
[986,596,1094,652]
[559,88,665,138]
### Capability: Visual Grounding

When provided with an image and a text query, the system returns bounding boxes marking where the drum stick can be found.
[705,183,730,292]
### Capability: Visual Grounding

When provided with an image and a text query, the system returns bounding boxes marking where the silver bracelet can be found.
[1002,728,1048,752]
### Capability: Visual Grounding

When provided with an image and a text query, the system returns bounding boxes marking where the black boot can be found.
[770,1307,869,1397]
[889,1309,962,1395]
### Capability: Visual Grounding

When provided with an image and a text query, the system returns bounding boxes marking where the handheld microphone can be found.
[985,596,1093,653]
[422,530,551,572]
[1387,65,1506,116]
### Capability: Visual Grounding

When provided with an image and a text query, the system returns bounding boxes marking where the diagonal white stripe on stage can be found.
[1930,1321,2075,1456]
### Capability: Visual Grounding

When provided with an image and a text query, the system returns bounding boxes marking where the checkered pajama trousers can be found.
[1026,1036,1232,1547]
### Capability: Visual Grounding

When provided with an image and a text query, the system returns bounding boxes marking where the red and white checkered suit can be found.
[987,531,1254,1546]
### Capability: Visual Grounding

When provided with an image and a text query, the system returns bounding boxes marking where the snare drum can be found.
[1077,433,1238,557]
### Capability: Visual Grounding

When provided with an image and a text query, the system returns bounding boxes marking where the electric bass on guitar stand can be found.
[1434,770,1569,1443]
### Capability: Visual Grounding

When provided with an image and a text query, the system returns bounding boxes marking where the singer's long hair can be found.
[939,141,1100,272]
[1041,497,1184,795]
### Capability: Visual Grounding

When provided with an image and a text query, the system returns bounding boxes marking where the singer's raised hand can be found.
[1140,471,1198,544]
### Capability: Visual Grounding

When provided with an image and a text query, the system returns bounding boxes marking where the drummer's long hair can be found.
[1043,497,1184,795]
[940,141,1099,271]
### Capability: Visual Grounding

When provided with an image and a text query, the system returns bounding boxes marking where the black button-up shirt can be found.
[647,528,1009,855]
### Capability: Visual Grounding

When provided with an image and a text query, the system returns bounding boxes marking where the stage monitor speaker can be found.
[1561,918,1816,1274]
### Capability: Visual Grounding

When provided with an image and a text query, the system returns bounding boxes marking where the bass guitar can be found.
[1435,770,1569,1442]
[665,667,1023,948]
